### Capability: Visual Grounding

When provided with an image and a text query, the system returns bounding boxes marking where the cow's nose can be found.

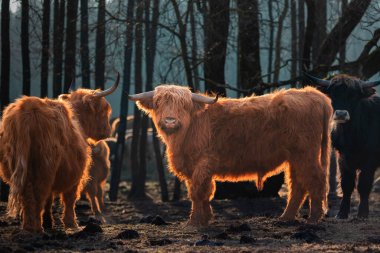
[335,110,349,117]
[164,117,177,124]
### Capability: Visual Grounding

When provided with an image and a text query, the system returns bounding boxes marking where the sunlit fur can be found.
[83,139,110,220]
[0,89,112,232]
[136,85,333,226]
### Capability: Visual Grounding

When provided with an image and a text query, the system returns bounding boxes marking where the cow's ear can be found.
[362,87,376,97]
[192,101,207,114]
[58,94,71,101]
[136,98,154,114]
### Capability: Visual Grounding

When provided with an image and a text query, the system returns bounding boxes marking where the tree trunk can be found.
[237,0,262,95]
[172,177,181,201]
[298,0,305,76]
[21,0,31,95]
[302,0,315,72]
[312,0,326,64]
[170,0,194,89]
[53,0,65,97]
[267,0,274,83]
[189,1,200,90]
[204,0,229,95]
[64,0,79,93]
[290,0,297,81]
[80,0,90,88]
[0,0,10,201]
[40,0,50,97]
[109,0,135,202]
[273,0,289,82]
[95,0,106,90]
[1,0,10,111]
[129,0,145,199]
[339,0,347,66]
[316,0,371,74]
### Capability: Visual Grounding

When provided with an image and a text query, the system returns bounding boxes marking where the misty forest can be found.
[1,0,380,252]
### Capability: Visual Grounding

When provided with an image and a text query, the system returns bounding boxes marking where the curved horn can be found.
[127,90,155,101]
[95,72,120,97]
[362,80,380,88]
[191,93,218,104]
[304,72,330,87]
[69,78,76,92]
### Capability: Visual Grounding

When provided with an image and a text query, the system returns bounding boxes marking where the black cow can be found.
[306,73,380,219]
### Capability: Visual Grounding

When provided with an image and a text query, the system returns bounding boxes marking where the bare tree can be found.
[267,0,274,83]
[129,0,145,199]
[312,0,326,64]
[189,0,200,90]
[338,0,348,66]
[302,0,315,72]
[290,0,297,80]
[109,0,136,201]
[21,0,31,95]
[53,0,65,97]
[40,0,50,97]
[237,0,262,94]
[1,0,10,111]
[0,0,10,201]
[316,0,372,74]
[204,0,229,95]
[80,0,91,88]
[95,0,106,90]
[273,0,289,82]
[298,0,305,76]
[64,0,79,93]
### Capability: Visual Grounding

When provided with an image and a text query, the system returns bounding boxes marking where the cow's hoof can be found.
[357,213,368,219]
[95,214,107,224]
[278,215,295,222]
[335,212,348,219]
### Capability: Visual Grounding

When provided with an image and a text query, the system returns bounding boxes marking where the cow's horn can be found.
[362,80,380,88]
[95,72,120,97]
[191,93,218,104]
[69,78,76,92]
[127,90,155,101]
[304,72,330,87]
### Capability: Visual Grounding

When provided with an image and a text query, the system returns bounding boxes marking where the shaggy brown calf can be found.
[129,85,333,226]
[0,75,118,232]
[83,139,110,221]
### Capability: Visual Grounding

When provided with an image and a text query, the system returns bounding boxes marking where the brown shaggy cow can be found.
[0,75,119,232]
[129,85,333,226]
[83,139,110,221]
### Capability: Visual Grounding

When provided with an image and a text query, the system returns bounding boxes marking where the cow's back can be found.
[206,87,332,178]
[0,96,89,193]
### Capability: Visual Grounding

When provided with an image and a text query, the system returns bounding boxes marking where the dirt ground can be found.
[0,181,379,253]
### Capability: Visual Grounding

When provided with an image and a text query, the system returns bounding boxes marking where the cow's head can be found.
[305,73,380,124]
[59,73,119,140]
[128,85,218,138]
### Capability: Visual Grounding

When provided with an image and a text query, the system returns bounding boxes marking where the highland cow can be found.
[83,139,110,221]
[306,73,380,219]
[128,85,332,226]
[0,74,119,232]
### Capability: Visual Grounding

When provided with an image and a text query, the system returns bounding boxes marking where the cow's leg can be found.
[306,165,327,223]
[336,157,356,219]
[280,168,307,221]
[43,194,54,230]
[85,183,101,216]
[187,170,215,227]
[96,182,106,212]
[61,186,79,229]
[357,167,376,218]
[20,182,40,232]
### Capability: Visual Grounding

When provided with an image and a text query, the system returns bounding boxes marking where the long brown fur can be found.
[134,85,333,226]
[83,139,110,220]
[0,89,112,232]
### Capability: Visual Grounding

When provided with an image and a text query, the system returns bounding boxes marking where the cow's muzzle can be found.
[333,110,350,123]
[159,117,181,135]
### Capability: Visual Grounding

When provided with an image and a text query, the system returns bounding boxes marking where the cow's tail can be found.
[321,105,332,214]
[7,125,31,217]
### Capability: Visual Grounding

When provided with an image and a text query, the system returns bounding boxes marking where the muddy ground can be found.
[0,181,379,253]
